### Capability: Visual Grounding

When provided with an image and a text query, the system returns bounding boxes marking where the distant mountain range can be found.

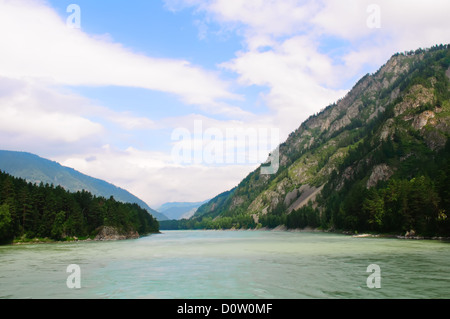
[0,150,168,221]
[156,200,209,220]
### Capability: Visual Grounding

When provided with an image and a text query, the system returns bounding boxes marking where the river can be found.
[0,230,449,299]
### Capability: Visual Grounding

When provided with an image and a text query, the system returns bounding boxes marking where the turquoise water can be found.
[0,230,449,299]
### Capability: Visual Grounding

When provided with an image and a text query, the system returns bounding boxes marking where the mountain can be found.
[0,150,168,221]
[157,200,209,220]
[174,45,450,236]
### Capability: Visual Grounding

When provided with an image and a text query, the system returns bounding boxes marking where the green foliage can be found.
[319,130,450,236]
[160,213,257,230]
[0,204,13,243]
[286,205,320,229]
[51,211,66,239]
[259,213,285,228]
[357,176,443,236]
[0,171,159,243]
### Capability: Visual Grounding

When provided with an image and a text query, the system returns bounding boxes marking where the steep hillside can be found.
[0,150,168,221]
[179,45,450,236]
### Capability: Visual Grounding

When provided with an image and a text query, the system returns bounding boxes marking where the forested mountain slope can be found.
[168,45,450,237]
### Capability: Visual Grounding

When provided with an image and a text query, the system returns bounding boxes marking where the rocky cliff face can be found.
[193,45,450,232]
[94,226,140,241]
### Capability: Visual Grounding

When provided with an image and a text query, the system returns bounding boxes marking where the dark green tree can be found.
[0,204,13,243]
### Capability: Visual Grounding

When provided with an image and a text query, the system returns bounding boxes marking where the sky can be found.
[0,0,449,208]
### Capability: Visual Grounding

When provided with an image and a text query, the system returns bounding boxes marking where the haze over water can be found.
[1,230,449,299]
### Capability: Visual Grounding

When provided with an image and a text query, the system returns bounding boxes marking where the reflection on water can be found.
[0,230,449,299]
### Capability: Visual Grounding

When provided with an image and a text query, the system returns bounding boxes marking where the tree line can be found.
[0,171,159,244]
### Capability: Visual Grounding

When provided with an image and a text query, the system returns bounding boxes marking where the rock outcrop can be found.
[94,226,139,241]
[367,164,394,189]
[413,110,435,130]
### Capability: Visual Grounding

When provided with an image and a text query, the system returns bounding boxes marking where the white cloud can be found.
[205,0,316,38]
[311,0,450,69]
[0,77,104,146]
[220,35,348,139]
[57,146,256,207]
[1,106,101,143]
[102,111,160,131]
[0,0,238,107]
[311,0,375,40]
[0,76,170,159]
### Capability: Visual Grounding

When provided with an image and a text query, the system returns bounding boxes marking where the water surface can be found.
[0,230,449,299]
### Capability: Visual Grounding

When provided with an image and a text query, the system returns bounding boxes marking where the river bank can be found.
[9,225,450,246]
[202,224,450,241]
[8,226,160,246]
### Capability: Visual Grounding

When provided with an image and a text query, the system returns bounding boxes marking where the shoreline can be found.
[263,226,450,241]
[6,231,161,246]
[349,232,450,241]
[5,225,162,246]
[7,227,450,246]
[161,226,450,241]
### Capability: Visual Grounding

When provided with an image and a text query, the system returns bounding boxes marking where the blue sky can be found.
[0,0,449,207]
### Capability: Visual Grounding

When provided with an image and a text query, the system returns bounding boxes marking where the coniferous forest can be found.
[0,170,159,244]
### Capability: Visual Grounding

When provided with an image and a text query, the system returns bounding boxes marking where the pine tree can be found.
[0,204,13,243]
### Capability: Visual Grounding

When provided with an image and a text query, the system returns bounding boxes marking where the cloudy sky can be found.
[0,0,449,208]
